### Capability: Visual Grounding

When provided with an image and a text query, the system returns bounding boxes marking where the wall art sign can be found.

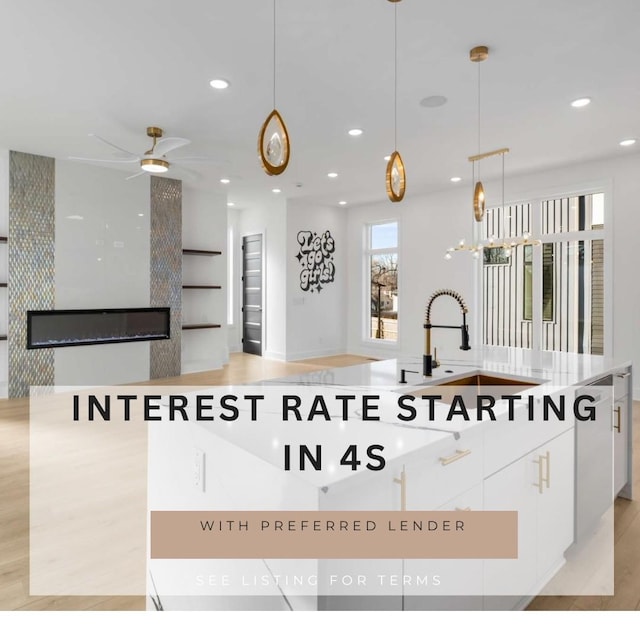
[296,230,336,293]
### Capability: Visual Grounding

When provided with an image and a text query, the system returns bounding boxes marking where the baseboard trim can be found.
[286,347,347,362]
[263,350,286,361]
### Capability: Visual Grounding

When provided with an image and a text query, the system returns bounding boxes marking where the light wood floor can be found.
[0,353,375,611]
[0,352,637,611]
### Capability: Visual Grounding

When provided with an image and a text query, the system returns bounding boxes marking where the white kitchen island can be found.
[147,347,633,611]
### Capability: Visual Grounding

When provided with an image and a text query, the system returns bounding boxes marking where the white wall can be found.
[0,149,8,396]
[286,202,347,360]
[54,160,150,386]
[346,187,472,362]
[237,198,287,360]
[182,186,228,372]
[227,208,242,353]
[346,153,640,398]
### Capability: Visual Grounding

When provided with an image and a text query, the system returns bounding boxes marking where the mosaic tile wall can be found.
[149,176,182,379]
[8,152,55,397]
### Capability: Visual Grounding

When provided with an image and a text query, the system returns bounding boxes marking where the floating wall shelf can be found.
[182,324,222,330]
[182,249,222,256]
[182,285,222,290]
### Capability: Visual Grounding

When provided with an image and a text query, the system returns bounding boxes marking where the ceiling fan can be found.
[69,126,206,180]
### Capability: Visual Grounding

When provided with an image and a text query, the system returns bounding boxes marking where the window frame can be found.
[363,220,399,344]
[477,181,611,356]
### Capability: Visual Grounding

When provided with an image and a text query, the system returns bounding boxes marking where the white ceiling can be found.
[1,0,639,209]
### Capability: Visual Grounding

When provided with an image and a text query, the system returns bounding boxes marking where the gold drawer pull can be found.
[533,451,550,493]
[544,451,550,489]
[614,407,622,433]
[455,506,472,511]
[393,465,406,511]
[439,449,471,466]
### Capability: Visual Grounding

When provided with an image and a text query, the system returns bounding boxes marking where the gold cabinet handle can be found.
[544,451,550,489]
[614,406,622,433]
[533,451,550,493]
[455,506,472,511]
[439,449,471,466]
[617,372,631,379]
[393,465,406,511]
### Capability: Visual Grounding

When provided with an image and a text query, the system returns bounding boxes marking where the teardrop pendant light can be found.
[385,0,406,203]
[470,45,488,221]
[258,0,290,176]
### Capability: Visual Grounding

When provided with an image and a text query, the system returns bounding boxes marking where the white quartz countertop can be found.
[265,346,630,391]
[170,347,630,490]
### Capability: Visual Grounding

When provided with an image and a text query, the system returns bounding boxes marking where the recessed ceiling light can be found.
[66,215,84,220]
[450,176,462,183]
[384,155,391,161]
[339,201,347,206]
[220,178,230,184]
[327,172,338,178]
[272,188,281,193]
[348,128,364,137]
[209,79,230,90]
[227,202,235,207]
[620,139,636,147]
[420,95,448,108]
[137,213,144,217]
[571,97,591,108]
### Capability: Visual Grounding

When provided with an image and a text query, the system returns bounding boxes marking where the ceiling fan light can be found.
[141,158,169,174]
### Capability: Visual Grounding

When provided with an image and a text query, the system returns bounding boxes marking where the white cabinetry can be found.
[613,370,632,498]
[484,427,574,608]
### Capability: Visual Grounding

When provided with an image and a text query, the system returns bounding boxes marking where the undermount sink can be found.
[406,372,544,407]
[435,373,539,389]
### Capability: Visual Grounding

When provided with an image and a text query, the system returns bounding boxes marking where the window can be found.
[482,193,605,355]
[523,243,554,322]
[366,221,398,342]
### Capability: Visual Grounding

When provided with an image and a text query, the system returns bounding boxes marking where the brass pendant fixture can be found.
[385,0,406,202]
[258,109,290,175]
[470,45,488,221]
[386,151,406,202]
[258,1,290,176]
[473,180,485,221]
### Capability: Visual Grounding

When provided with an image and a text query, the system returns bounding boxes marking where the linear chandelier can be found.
[445,147,541,259]
[445,46,540,259]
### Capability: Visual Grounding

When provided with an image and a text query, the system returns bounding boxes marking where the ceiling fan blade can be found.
[125,171,147,181]
[170,165,201,182]
[89,133,139,159]
[153,137,191,156]
[171,156,221,165]
[69,155,140,164]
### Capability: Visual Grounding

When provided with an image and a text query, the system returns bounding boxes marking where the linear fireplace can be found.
[27,308,171,349]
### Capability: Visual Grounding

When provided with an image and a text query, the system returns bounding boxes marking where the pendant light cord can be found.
[502,151,505,217]
[477,60,481,180]
[394,3,398,151]
[273,0,277,110]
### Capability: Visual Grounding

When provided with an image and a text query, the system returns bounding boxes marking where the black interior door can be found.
[242,234,263,356]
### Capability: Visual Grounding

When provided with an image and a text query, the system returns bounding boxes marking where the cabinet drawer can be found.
[614,371,631,401]
[438,482,483,512]
[404,430,484,511]
[484,391,573,478]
